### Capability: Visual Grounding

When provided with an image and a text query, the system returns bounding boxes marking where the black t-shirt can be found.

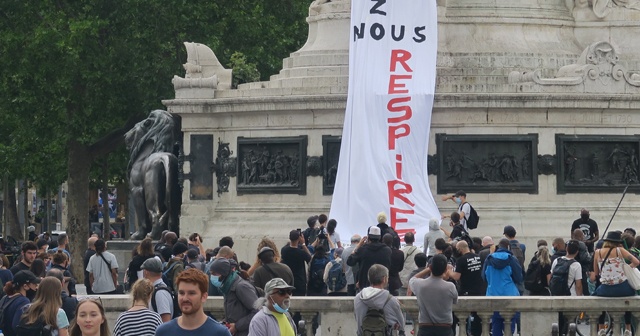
[454,252,483,296]
[280,244,311,295]
[571,218,598,242]
[450,224,468,241]
[9,262,29,275]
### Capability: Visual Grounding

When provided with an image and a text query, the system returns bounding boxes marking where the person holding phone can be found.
[280,230,311,296]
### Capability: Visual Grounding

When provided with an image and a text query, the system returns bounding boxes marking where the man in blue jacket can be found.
[482,238,523,336]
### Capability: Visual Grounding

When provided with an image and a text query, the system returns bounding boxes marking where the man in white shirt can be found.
[441,190,471,230]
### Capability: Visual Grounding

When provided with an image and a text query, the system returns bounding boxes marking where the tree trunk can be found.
[5,180,23,240]
[67,140,91,283]
[101,159,110,240]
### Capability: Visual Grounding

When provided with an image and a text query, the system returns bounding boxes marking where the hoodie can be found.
[423,220,446,256]
[482,248,522,296]
[354,287,404,335]
[347,242,391,288]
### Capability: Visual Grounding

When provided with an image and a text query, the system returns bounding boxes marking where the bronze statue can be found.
[125,110,180,239]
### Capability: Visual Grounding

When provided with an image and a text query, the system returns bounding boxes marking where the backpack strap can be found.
[262,263,279,278]
[404,246,418,263]
[163,262,178,276]
[151,284,170,313]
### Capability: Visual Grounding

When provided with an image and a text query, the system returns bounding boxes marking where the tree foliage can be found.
[0,0,309,279]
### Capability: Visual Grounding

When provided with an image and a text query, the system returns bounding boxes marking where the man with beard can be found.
[10,242,37,275]
[248,278,297,335]
[571,208,599,252]
[155,268,230,336]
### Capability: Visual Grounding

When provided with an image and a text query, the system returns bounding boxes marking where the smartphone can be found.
[297,228,301,233]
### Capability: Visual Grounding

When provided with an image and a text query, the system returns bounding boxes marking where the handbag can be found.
[619,248,640,290]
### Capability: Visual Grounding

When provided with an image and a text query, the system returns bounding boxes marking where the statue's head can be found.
[125,110,175,163]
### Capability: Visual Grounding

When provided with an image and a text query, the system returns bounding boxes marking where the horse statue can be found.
[124,110,180,239]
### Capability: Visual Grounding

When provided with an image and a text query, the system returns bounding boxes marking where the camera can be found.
[317,226,327,240]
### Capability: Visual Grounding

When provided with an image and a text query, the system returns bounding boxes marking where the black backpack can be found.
[524,259,545,293]
[151,283,182,318]
[549,258,577,296]
[0,295,18,332]
[463,202,480,230]
[360,293,392,336]
[326,260,347,292]
[16,316,52,336]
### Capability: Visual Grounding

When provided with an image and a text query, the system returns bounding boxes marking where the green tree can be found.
[0,0,309,280]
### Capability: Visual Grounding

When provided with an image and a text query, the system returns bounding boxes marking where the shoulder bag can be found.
[618,248,640,290]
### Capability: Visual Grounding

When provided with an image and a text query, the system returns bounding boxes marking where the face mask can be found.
[270,295,290,313]
[454,197,462,204]
[26,288,37,301]
[550,247,556,255]
[210,275,223,288]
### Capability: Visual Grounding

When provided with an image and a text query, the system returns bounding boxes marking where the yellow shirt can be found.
[274,311,294,336]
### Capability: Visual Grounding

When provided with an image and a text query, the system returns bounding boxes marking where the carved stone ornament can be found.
[508,41,640,92]
[436,134,539,194]
[322,135,341,195]
[172,42,233,99]
[236,136,307,195]
[556,134,640,194]
[214,138,237,196]
[537,154,557,175]
[427,154,439,176]
[307,156,323,177]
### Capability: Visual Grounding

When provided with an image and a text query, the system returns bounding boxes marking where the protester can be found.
[248,278,297,336]
[87,239,119,295]
[441,190,472,230]
[324,247,347,295]
[424,218,447,256]
[29,258,46,278]
[354,264,404,335]
[308,245,330,296]
[0,270,40,336]
[247,238,281,277]
[525,245,552,296]
[448,241,482,336]
[280,229,311,297]
[342,235,361,296]
[383,233,404,296]
[69,299,110,336]
[127,238,156,289]
[571,208,599,252]
[326,219,343,249]
[399,232,419,296]
[252,247,293,290]
[83,237,98,295]
[10,242,38,275]
[46,268,78,322]
[113,278,162,336]
[210,258,258,336]
[51,250,77,296]
[411,254,458,336]
[17,277,69,336]
[347,226,392,289]
[155,269,231,336]
[141,257,174,322]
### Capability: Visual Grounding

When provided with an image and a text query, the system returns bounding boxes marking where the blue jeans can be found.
[491,312,520,336]
[594,280,636,297]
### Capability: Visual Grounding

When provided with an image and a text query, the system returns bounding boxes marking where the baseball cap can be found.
[264,278,295,294]
[141,257,163,273]
[13,270,41,286]
[503,225,517,237]
[368,226,381,239]
[258,246,274,257]
[209,258,231,277]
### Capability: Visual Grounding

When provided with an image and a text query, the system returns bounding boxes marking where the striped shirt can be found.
[113,308,162,336]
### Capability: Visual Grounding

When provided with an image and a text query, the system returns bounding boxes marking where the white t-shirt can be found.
[458,203,471,230]
[551,257,582,296]
[87,251,119,293]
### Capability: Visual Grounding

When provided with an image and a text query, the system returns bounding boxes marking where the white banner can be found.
[330,0,439,246]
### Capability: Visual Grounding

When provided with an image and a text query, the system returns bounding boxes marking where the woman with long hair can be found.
[126,238,155,289]
[17,277,69,336]
[526,245,552,296]
[29,259,46,278]
[209,258,258,336]
[69,299,109,336]
[247,238,281,276]
[1,270,39,336]
[113,279,162,336]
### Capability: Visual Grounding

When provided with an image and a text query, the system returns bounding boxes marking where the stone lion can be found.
[124,110,180,239]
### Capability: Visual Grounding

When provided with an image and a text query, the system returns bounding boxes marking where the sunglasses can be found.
[275,289,292,296]
[77,296,104,306]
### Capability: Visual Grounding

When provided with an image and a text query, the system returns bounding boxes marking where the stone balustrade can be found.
[97,295,640,336]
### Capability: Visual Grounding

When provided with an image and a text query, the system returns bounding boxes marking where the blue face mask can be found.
[210,275,223,288]
[270,295,290,313]
[454,197,462,204]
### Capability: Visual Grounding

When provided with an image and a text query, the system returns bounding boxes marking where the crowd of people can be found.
[2,190,639,336]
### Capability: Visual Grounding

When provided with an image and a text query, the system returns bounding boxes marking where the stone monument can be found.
[164,0,640,262]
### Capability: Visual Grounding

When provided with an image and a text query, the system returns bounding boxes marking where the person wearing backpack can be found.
[141,258,175,322]
[376,213,401,249]
[307,246,330,296]
[524,245,552,296]
[441,190,478,231]
[1,271,39,336]
[504,225,526,295]
[17,277,69,336]
[354,264,404,336]
[324,248,347,295]
[549,240,583,336]
[163,243,188,293]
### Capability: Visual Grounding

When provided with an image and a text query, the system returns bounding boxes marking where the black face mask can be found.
[581,214,590,221]
[26,288,36,301]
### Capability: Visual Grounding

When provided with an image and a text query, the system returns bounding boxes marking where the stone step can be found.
[277,65,348,79]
